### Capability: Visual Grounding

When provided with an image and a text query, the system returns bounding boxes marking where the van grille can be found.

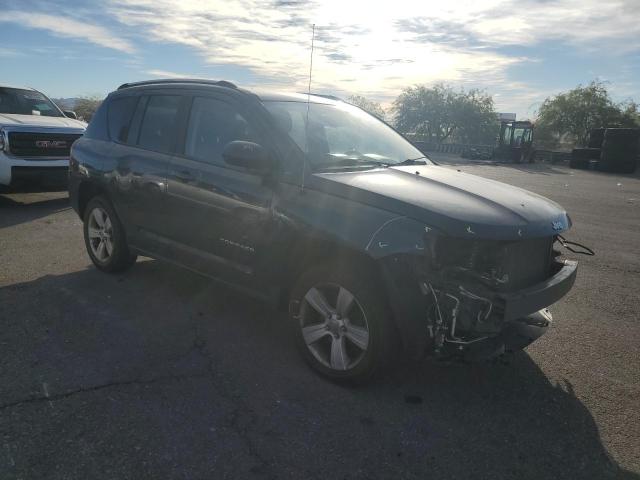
[8,132,82,158]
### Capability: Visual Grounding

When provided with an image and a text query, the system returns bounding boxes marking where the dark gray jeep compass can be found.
[69,79,578,382]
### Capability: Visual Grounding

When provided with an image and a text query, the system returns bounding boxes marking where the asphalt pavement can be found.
[1,160,639,479]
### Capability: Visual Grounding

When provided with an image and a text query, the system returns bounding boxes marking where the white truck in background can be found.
[0,85,86,192]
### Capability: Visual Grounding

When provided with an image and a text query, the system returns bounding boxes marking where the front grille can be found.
[499,237,553,290]
[8,166,69,191]
[8,131,82,158]
[434,236,553,292]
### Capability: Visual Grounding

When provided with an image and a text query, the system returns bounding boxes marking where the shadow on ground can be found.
[0,193,70,229]
[1,260,637,479]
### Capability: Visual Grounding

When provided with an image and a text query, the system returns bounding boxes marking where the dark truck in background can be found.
[571,128,640,173]
[69,79,580,382]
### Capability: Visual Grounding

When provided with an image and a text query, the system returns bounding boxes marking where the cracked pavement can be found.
[1,161,639,479]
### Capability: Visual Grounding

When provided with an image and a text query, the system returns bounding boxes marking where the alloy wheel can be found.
[87,207,114,263]
[299,283,370,371]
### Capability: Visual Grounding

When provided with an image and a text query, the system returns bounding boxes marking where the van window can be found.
[185,97,258,166]
[108,96,138,143]
[138,95,181,153]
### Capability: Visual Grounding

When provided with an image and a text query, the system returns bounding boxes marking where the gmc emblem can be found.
[35,140,67,148]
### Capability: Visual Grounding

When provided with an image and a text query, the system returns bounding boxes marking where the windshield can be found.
[263,100,428,170]
[0,87,63,117]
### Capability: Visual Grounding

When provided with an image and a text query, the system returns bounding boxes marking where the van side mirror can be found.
[222,141,273,172]
[63,110,78,119]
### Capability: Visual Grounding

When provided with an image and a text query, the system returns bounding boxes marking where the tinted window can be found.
[84,100,109,141]
[138,95,181,153]
[126,96,149,146]
[108,96,138,143]
[185,97,258,166]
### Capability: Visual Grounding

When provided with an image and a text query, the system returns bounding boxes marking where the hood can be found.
[0,113,86,130]
[313,165,570,240]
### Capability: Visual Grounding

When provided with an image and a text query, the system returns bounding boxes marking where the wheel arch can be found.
[278,234,384,307]
[77,180,109,221]
[278,234,403,346]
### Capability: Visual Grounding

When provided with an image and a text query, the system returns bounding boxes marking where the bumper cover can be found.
[0,166,69,192]
[380,256,578,360]
[446,261,576,360]
[499,260,577,322]
[0,150,70,191]
[457,308,552,361]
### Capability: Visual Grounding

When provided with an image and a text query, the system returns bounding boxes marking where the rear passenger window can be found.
[138,95,181,154]
[84,100,109,141]
[185,97,259,166]
[108,96,138,143]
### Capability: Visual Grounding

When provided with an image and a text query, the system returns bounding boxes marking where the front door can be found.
[164,94,275,287]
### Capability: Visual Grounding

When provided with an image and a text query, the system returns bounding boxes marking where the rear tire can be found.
[289,261,396,383]
[83,195,137,273]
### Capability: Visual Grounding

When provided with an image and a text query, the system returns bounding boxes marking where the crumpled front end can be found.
[377,227,577,361]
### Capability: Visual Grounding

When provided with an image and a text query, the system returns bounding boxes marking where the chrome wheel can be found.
[299,283,370,371]
[87,207,114,263]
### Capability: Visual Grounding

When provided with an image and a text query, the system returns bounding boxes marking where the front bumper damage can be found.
[453,308,554,361]
[380,250,578,361]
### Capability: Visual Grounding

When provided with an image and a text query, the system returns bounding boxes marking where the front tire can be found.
[83,195,137,273]
[289,262,395,383]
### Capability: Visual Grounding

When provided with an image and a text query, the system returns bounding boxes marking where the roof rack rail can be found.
[313,93,342,101]
[298,92,343,102]
[117,78,237,90]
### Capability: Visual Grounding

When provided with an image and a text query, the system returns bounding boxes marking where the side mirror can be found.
[222,141,273,172]
[63,110,78,119]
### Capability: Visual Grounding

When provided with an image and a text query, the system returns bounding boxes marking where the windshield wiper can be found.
[394,156,428,166]
[313,156,391,170]
[313,154,429,172]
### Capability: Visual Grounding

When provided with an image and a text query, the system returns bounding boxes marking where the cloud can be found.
[0,11,135,53]
[10,0,633,116]
[395,0,640,52]
[102,0,638,118]
[0,48,22,57]
[107,1,529,92]
[145,69,198,78]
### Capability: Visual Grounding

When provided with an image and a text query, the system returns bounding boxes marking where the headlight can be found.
[0,129,5,151]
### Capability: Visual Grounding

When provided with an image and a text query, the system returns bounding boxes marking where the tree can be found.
[73,96,103,122]
[536,81,639,147]
[392,84,498,144]
[347,95,386,119]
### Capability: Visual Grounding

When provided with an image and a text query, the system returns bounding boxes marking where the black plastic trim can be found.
[500,260,577,321]
[117,79,237,90]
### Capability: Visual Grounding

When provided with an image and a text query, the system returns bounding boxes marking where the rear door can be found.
[164,93,275,286]
[111,93,187,252]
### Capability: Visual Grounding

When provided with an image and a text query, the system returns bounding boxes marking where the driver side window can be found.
[185,97,258,167]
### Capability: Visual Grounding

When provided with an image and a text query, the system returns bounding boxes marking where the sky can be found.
[1,0,639,119]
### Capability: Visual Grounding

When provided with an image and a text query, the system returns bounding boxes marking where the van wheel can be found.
[83,195,137,273]
[290,262,395,383]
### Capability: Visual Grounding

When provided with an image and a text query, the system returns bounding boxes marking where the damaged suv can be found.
[69,79,578,381]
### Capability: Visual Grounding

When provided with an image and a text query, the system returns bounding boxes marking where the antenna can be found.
[301,23,315,192]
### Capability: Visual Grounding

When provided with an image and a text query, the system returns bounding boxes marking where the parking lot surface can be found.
[1,161,639,479]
